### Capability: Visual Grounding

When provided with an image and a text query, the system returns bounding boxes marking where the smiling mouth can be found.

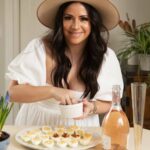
[69,32,83,37]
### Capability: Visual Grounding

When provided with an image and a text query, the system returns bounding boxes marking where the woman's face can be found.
[63,2,91,46]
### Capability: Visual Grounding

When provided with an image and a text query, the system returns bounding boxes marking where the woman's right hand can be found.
[50,86,78,105]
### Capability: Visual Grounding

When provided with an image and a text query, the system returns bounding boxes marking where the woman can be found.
[6,0,123,127]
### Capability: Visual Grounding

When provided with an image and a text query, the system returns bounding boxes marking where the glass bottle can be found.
[101,85,130,150]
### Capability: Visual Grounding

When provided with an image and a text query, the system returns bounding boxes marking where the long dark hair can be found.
[44,2,109,99]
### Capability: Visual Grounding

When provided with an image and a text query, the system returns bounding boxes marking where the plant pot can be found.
[0,131,10,150]
[127,52,139,66]
[139,54,150,71]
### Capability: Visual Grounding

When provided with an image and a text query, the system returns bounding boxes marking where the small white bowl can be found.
[59,102,83,118]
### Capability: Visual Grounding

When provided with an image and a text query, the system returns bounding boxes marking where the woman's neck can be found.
[66,43,85,65]
[66,47,83,65]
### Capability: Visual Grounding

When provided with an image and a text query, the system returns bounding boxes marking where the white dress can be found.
[6,38,124,127]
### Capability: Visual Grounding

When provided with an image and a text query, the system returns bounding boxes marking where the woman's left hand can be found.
[74,98,94,120]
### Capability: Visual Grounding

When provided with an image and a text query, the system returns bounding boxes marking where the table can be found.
[4,125,150,150]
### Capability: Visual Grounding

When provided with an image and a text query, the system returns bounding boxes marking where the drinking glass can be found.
[131,82,147,150]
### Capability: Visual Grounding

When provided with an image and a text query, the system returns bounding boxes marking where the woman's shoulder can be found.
[22,37,45,54]
[20,37,54,62]
[102,47,119,66]
[41,36,53,56]
[9,38,46,66]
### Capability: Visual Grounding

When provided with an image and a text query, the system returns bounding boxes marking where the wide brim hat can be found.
[37,0,120,30]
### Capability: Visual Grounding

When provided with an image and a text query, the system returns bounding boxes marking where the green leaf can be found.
[118,21,150,62]
[0,95,14,131]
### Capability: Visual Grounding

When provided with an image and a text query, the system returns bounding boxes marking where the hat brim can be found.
[37,0,120,30]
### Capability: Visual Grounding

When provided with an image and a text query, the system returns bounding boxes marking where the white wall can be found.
[20,0,47,49]
[0,0,5,95]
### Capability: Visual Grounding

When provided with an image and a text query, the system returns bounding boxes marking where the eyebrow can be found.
[63,14,89,17]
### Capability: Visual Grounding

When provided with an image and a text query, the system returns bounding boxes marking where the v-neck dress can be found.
[6,38,124,127]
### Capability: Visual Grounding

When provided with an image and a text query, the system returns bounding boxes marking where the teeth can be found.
[70,32,82,37]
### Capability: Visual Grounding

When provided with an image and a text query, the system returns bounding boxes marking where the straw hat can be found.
[37,0,120,30]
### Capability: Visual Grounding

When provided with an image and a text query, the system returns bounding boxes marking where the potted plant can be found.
[117,14,150,71]
[0,92,13,150]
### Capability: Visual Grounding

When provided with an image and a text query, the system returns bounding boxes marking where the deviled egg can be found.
[68,138,78,148]
[51,132,60,142]
[20,134,31,142]
[31,136,41,145]
[66,128,74,135]
[57,139,67,148]
[26,129,40,138]
[42,139,54,148]
[71,131,80,141]
[79,133,92,146]
[55,128,65,136]
[41,126,52,134]
[61,132,70,142]
[40,134,50,143]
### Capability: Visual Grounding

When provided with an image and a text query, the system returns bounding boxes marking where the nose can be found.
[71,19,80,29]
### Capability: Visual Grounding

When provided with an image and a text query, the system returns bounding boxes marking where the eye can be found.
[80,17,89,21]
[63,15,72,20]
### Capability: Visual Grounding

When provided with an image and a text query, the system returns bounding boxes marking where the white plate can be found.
[15,126,101,150]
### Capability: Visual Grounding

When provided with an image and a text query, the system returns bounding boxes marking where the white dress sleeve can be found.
[93,47,124,101]
[5,38,46,86]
